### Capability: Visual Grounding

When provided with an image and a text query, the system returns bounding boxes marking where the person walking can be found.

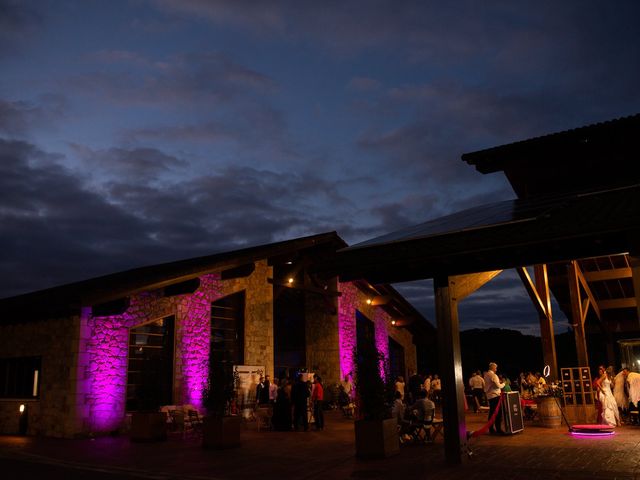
[484,362,505,435]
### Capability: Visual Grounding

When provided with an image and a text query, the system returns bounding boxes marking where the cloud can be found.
[0,0,42,57]
[72,51,277,106]
[0,95,67,137]
[68,144,189,183]
[0,138,356,298]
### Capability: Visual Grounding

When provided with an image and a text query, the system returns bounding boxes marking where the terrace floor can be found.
[1,410,639,479]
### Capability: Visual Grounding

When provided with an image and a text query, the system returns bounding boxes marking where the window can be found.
[126,316,175,411]
[211,291,245,366]
[0,356,41,399]
[388,337,406,381]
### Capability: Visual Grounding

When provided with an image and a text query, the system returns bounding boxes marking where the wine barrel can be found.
[537,396,562,428]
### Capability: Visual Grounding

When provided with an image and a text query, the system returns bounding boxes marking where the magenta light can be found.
[570,430,616,437]
[374,309,390,379]
[338,283,358,380]
[85,275,224,432]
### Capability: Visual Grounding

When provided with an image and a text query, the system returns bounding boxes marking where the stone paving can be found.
[1,410,639,479]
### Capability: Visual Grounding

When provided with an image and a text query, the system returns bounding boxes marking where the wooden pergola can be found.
[327,115,640,464]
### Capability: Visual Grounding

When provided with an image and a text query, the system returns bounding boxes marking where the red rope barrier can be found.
[470,393,504,438]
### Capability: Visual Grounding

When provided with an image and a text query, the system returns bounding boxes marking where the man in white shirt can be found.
[469,370,485,413]
[484,362,505,435]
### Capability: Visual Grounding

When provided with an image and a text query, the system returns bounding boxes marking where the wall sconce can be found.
[288,277,294,284]
[366,299,372,305]
[18,404,28,435]
[391,320,396,326]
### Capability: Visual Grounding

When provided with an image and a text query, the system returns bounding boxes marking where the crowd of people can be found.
[255,373,326,432]
[465,362,640,431]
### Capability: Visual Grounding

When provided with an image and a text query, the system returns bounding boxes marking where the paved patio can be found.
[1,410,639,479]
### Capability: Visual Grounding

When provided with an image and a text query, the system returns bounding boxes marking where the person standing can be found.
[312,375,324,430]
[469,370,485,412]
[484,362,505,435]
[623,368,640,425]
[408,370,423,404]
[431,374,442,403]
[340,375,353,400]
[291,374,310,431]
[395,376,406,400]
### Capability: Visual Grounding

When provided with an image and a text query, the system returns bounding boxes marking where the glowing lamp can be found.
[288,278,294,284]
[391,320,396,326]
[19,404,25,413]
[366,299,372,305]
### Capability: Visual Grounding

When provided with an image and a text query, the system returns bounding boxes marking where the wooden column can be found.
[630,255,640,329]
[567,261,589,367]
[534,265,558,381]
[434,275,467,465]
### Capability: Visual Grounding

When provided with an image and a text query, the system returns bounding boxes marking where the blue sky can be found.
[2,0,640,334]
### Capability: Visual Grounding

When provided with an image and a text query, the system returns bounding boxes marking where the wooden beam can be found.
[568,261,589,367]
[434,275,467,465]
[599,298,638,309]
[516,267,548,319]
[583,267,632,282]
[370,295,391,306]
[581,298,590,324]
[575,263,601,321]
[534,264,558,381]
[267,278,342,297]
[451,270,502,301]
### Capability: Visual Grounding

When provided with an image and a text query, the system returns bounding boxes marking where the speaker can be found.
[502,391,524,434]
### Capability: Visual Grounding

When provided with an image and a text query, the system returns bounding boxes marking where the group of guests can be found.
[392,389,436,440]
[394,370,442,406]
[258,373,325,432]
[593,365,640,427]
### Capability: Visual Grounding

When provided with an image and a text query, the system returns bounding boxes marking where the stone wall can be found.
[0,316,80,437]
[77,259,272,436]
[337,282,417,384]
[305,277,340,387]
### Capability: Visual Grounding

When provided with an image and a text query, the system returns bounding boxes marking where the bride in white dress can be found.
[598,366,621,427]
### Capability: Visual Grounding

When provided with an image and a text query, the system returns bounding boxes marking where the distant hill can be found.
[459,328,583,381]
[460,328,543,380]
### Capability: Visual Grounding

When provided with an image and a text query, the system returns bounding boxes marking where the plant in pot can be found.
[130,358,167,442]
[202,352,241,449]
[353,341,399,458]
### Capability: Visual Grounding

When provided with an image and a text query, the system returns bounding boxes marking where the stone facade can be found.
[0,258,419,438]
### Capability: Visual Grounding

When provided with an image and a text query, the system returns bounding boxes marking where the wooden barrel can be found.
[537,396,562,428]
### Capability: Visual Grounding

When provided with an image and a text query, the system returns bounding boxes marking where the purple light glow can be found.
[570,430,616,437]
[338,283,358,380]
[85,275,223,432]
[374,309,391,379]
[178,274,222,409]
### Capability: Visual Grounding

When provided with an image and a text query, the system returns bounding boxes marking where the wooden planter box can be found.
[130,412,167,442]
[202,415,242,449]
[354,418,400,459]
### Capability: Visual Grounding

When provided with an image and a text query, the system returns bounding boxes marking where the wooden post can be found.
[534,264,558,381]
[567,261,589,367]
[434,275,467,465]
[630,255,640,329]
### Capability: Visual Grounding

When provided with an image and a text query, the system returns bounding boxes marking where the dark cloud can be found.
[68,144,189,183]
[125,122,236,145]
[72,51,277,106]
[0,0,42,57]
[0,95,67,137]
[0,138,352,298]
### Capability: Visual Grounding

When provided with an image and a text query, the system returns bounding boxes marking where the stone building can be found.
[0,232,433,437]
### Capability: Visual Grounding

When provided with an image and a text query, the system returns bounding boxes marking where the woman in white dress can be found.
[598,366,621,427]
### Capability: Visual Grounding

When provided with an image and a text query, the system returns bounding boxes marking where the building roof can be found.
[462,113,640,198]
[331,183,640,284]
[0,231,433,339]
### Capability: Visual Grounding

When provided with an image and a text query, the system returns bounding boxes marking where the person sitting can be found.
[411,389,436,422]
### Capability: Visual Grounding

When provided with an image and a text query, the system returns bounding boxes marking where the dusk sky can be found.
[2,1,640,334]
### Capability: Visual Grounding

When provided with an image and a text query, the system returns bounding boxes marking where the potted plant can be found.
[202,352,241,449]
[353,341,399,458]
[130,359,167,442]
